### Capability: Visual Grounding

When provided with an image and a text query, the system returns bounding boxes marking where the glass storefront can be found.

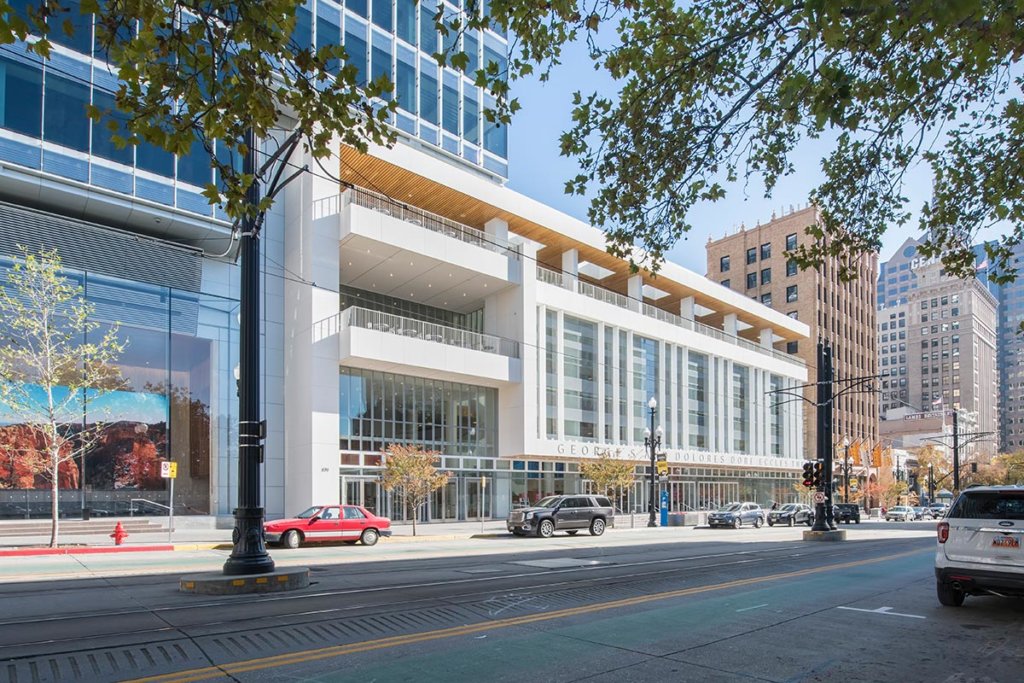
[0,261,237,519]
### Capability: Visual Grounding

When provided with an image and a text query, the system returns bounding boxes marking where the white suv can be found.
[935,485,1024,606]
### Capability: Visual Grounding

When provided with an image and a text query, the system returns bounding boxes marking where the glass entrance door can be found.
[341,476,382,516]
[463,477,490,520]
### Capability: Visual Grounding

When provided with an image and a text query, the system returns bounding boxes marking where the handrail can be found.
[338,306,521,359]
[129,498,170,516]
[314,186,521,260]
[535,266,804,367]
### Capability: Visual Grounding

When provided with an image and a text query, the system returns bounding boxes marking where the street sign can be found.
[813,491,826,504]
[161,461,178,479]
[656,460,669,476]
[659,474,668,483]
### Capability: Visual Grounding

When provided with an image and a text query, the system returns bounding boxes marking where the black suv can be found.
[833,503,862,524]
[507,494,615,538]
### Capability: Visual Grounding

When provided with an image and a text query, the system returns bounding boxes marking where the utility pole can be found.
[223,129,275,576]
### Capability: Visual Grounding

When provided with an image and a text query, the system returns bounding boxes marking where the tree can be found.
[0,247,126,547]
[380,444,451,537]
[994,451,1024,484]
[550,1,1024,293]
[913,444,951,496]
[580,449,635,510]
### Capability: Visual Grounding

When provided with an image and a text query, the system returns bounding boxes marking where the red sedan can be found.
[264,505,392,548]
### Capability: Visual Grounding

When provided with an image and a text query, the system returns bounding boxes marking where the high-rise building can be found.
[705,205,879,460]
[0,3,811,522]
[996,243,1024,452]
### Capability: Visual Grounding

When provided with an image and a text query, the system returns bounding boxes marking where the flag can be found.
[932,397,943,406]
[871,442,883,468]
[976,258,989,271]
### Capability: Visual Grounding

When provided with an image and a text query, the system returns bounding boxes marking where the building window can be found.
[786,259,797,276]
[786,233,797,251]
[760,268,771,285]
[786,285,798,302]
[746,247,756,265]
[786,340,799,354]
[760,243,771,260]
[720,279,731,288]
[746,272,757,289]
[720,255,730,272]
[688,353,708,449]
[760,293,772,306]
[787,311,798,320]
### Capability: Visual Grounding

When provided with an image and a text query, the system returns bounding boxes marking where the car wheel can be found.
[787,517,794,527]
[282,530,301,549]
[937,581,966,607]
[733,517,742,529]
[768,520,775,527]
[511,530,525,537]
[754,517,763,528]
[567,530,579,535]
[538,519,555,538]
[360,528,379,546]
[590,518,606,536]
[855,519,860,524]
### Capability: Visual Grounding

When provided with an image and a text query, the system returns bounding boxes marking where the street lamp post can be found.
[842,437,850,504]
[643,397,662,528]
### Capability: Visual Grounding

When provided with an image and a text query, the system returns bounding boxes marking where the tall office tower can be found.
[996,243,1024,452]
[902,262,999,456]
[706,205,879,459]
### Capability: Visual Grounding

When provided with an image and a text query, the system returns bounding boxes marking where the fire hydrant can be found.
[110,521,129,546]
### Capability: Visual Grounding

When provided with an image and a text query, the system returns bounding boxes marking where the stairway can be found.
[0,519,166,537]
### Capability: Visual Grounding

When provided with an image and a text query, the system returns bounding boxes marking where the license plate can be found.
[993,536,1020,549]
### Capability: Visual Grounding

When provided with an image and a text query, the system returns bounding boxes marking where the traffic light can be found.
[802,462,815,488]
[812,461,824,488]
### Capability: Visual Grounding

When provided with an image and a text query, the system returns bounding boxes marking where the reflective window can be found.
[344,22,368,85]
[463,87,478,144]
[0,57,42,137]
[371,0,392,31]
[396,0,416,44]
[44,73,90,152]
[563,316,597,441]
[370,31,392,98]
[732,365,749,453]
[396,48,416,113]
[442,71,459,134]
[91,89,132,165]
[688,353,708,449]
[419,58,439,124]
[419,1,438,54]
[292,6,313,50]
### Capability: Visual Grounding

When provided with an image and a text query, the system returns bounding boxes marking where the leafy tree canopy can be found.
[553,0,1024,284]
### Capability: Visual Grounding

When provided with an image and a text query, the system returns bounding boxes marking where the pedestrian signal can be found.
[802,462,814,488]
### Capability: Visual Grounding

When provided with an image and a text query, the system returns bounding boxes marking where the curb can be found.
[0,545,175,557]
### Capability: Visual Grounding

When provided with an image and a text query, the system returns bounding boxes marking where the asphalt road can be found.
[1,523,1019,682]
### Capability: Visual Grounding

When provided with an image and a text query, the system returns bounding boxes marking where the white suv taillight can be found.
[937,521,950,544]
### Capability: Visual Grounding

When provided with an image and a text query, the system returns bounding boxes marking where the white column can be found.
[556,309,566,441]
[680,296,695,321]
[561,249,579,291]
[498,241,538,456]
[723,313,739,337]
[628,275,643,312]
[760,328,774,348]
[484,217,509,245]
[283,143,342,514]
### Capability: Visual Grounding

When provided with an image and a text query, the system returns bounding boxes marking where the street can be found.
[1,523,1019,682]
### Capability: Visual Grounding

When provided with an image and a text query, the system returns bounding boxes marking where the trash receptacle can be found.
[81,507,91,521]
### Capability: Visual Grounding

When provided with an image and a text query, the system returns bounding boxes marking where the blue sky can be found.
[504,51,973,275]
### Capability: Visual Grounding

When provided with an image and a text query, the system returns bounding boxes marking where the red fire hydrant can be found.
[110,522,129,546]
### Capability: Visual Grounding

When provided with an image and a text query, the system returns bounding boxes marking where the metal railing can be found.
[129,498,171,516]
[315,186,521,260]
[535,267,804,367]
[339,306,520,359]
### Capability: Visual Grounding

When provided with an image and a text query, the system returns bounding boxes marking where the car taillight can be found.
[937,522,950,544]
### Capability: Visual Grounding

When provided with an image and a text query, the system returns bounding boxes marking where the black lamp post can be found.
[842,437,850,504]
[643,396,662,528]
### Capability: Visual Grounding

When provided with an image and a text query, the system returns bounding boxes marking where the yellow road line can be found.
[125,548,927,683]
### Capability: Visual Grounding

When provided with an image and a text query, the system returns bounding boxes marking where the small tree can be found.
[0,247,125,547]
[380,444,451,537]
[580,449,635,505]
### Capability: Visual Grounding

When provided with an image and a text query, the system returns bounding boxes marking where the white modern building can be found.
[277,141,810,522]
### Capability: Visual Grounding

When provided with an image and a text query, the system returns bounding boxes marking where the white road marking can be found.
[735,603,768,613]
[837,605,926,619]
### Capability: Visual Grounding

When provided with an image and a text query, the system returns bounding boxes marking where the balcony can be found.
[317,306,521,386]
[536,265,805,367]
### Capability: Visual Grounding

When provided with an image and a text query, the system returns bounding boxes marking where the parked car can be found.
[264,504,392,548]
[833,503,862,524]
[506,494,615,538]
[935,485,1024,606]
[929,503,950,518]
[767,503,813,527]
[885,505,916,522]
[708,502,764,529]
[913,507,935,520]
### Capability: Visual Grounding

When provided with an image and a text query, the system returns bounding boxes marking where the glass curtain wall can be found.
[562,315,597,441]
[0,262,235,518]
[339,367,496,457]
[770,375,783,456]
[632,336,659,441]
[732,365,750,453]
[545,310,558,438]
[688,352,709,449]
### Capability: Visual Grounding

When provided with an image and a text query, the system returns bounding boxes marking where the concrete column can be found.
[628,275,643,312]
[723,313,739,337]
[561,248,579,291]
[283,143,343,514]
[484,217,508,245]
[760,328,774,348]
[679,296,695,321]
